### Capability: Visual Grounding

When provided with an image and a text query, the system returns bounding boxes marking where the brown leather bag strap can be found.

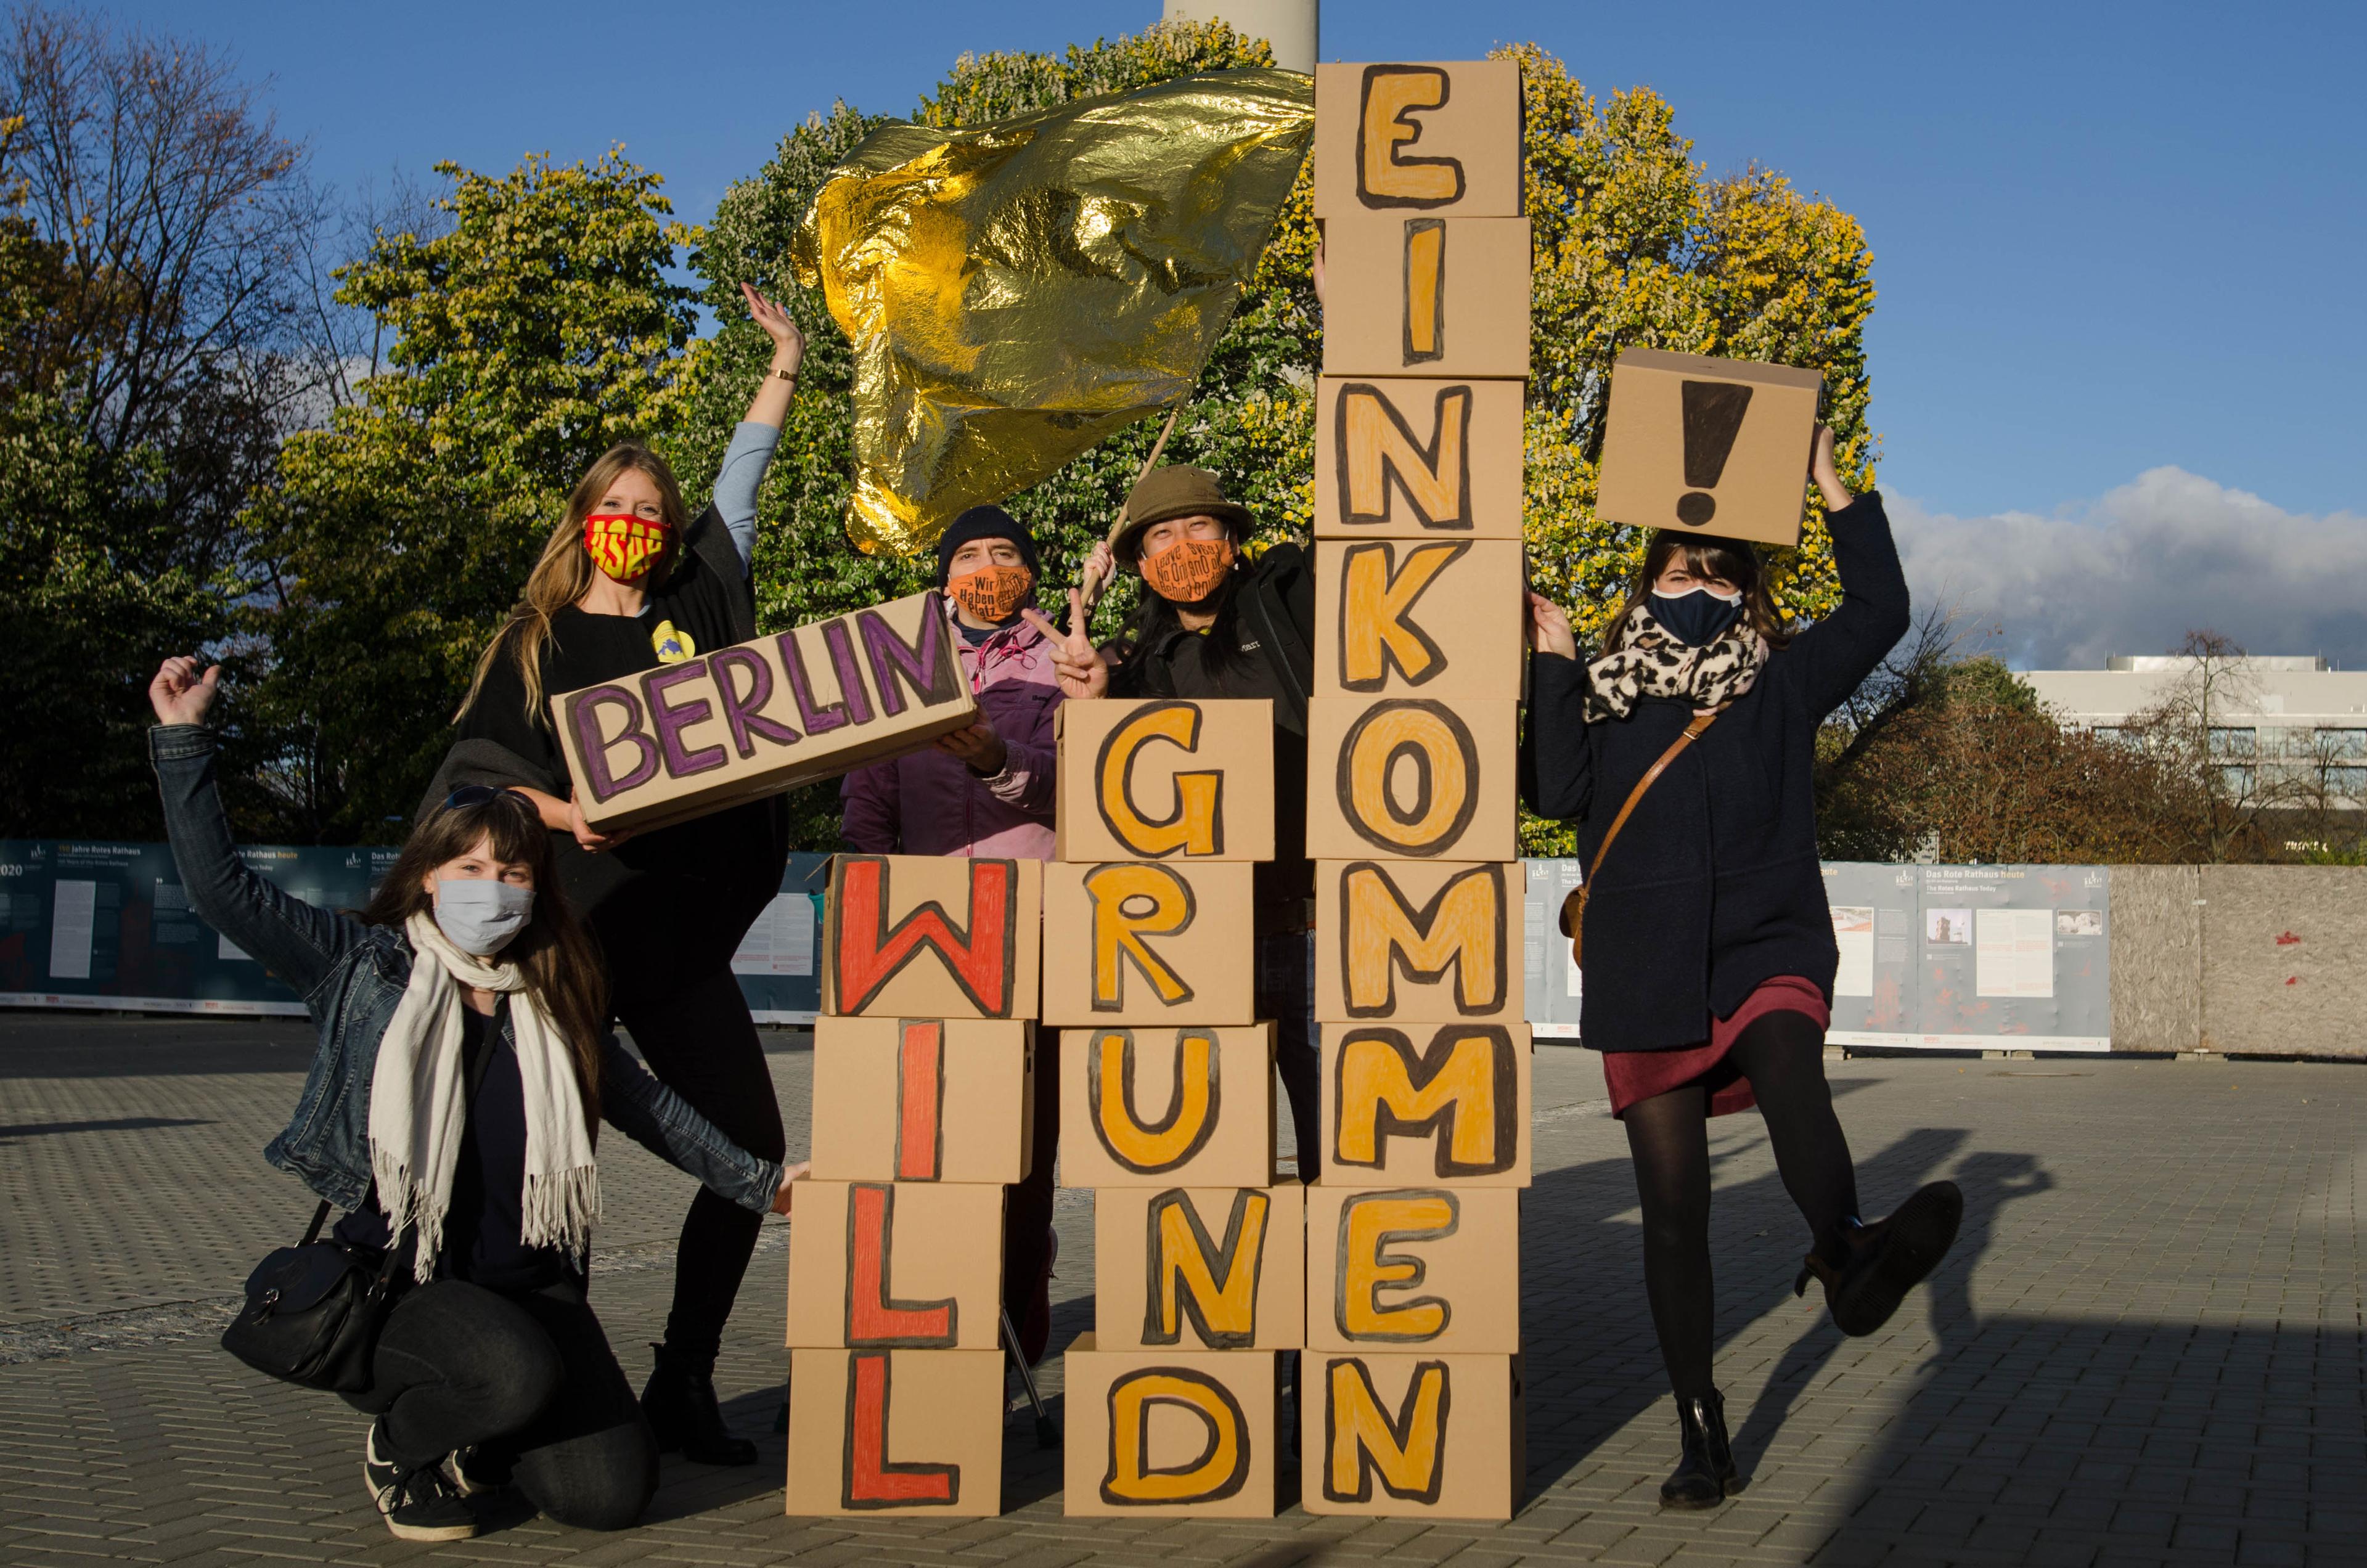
[1561,707,1722,968]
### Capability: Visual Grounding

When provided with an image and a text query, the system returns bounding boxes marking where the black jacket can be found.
[1111,542,1315,910]
[1519,494,1910,1051]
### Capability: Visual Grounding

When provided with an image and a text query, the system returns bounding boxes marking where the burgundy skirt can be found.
[1601,974,1832,1119]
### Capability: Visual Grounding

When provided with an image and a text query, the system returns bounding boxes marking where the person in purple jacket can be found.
[839,504,1064,1360]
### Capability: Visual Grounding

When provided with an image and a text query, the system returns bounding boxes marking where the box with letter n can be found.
[552,589,977,835]
[1306,54,1531,1519]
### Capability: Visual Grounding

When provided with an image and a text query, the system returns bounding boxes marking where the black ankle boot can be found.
[1794,1181,1964,1337]
[641,1343,758,1466]
[1659,1389,1739,1509]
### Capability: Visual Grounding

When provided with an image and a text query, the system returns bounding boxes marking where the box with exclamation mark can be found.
[1595,348,1825,547]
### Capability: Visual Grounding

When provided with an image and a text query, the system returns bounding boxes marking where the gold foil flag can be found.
[791,68,1314,555]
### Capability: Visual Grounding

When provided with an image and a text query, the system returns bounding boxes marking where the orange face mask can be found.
[1139,536,1235,603]
[583,512,672,582]
[946,563,1034,623]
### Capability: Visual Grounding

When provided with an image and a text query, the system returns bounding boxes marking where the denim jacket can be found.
[148,725,783,1219]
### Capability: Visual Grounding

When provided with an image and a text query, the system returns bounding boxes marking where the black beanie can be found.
[934,505,1040,588]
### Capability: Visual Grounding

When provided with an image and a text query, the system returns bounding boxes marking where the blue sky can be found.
[94,1,2367,665]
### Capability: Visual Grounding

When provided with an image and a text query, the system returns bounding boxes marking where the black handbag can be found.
[218,1201,409,1392]
[221,1024,491,1391]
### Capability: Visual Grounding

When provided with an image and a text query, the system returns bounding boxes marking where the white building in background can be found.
[2022,656,2367,804]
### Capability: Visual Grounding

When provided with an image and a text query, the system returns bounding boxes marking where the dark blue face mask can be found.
[1648,587,1743,647]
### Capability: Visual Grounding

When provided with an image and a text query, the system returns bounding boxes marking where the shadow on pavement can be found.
[0,1114,213,1142]
[1519,1111,1972,1498]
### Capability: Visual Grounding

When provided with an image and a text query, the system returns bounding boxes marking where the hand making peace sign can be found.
[1021,576,1111,701]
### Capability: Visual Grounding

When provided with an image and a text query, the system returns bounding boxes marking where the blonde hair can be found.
[458,442,692,726]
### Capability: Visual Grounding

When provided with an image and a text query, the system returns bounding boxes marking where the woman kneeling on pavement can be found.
[147,657,799,1542]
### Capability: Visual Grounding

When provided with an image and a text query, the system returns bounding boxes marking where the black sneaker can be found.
[444,1445,507,1499]
[363,1423,478,1542]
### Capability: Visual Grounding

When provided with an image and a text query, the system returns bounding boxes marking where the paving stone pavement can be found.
[2,1014,2360,1566]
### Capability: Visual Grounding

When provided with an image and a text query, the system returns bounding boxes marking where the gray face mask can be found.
[433,878,535,956]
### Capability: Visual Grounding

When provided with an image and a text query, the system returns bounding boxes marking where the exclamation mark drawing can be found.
[1675,381,1753,527]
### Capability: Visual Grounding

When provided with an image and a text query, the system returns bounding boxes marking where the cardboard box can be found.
[553,589,976,835]
[1313,536,1524,697]
[1312,62,1524,219]
[822,854,1042,1019]
[1305,699,1518,864]
[1092,1185,1306,1352]
[1041,860,1256,1026]
[1306,1185,1520,1352]
[1061,1337,1284,1517]
[1314,380,1525,541]
[785,1181,1004,1351]
[1060,1024,1277,1188]
[809,1017,1036,1184]
[1301,1352,1524,1518]
[1055,700,1275,863]
[784,1347,1003,1516]
[1320,215,1529,379]
[1594,348,1824,547]
[1317,1024,1532,1186]
[1315,860,1522,1023]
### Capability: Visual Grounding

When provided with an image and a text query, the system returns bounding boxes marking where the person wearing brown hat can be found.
[1037,463,1322,1185]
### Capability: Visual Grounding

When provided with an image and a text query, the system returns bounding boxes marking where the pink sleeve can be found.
[838,759,901,851]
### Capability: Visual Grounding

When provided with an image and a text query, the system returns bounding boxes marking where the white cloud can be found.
[1886,468,2367,671]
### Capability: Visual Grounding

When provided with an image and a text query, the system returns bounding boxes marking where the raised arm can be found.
[711,283,806,574]
[1783,427,1911,718]
[147,659,362,1003]
[1519,594,1597,822]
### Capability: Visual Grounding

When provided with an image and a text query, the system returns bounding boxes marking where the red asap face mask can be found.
[946,563,1035,623]
[583,512,672,582]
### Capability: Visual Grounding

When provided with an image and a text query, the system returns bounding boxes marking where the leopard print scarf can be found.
[1582,606,1766,722]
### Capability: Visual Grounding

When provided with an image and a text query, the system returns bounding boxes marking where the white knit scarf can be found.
[369,911,600,1282]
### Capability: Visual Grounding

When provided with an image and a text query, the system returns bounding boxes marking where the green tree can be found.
[244,150,698,839]
[677,20,1312,849]
[682,23,1880,854]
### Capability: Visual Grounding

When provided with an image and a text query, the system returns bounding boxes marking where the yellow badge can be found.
[651,621,696,664]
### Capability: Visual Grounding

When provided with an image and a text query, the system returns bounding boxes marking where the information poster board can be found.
[1821,862,2112,1051]
[1522,859,1586,1039]
[1,839,832,1025]
[1518,859,2112,1050]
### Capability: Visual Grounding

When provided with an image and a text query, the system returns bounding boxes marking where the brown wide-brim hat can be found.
[1109,464,1253,566]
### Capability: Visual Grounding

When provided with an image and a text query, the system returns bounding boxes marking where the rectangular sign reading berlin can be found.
[550,589,978,834]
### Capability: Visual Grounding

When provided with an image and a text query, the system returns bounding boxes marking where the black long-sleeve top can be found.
[1519,494,1911,1050]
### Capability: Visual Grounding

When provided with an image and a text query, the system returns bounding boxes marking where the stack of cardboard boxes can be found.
[1049,698,1302,1517]
[1299,59,1533,1520]
[784,853,1045,1516]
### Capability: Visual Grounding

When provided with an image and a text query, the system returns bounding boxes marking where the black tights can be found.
[1621,1010,1859,1400]
[615,966,788,1371]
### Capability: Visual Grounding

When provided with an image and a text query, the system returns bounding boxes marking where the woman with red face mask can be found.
[429,284,803,1467]
[840,502,1066,1364]
[1037,465,1322,1187]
